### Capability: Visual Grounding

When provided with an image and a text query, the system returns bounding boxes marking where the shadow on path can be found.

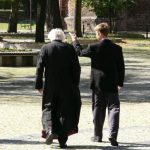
[53,142,150,150]
[0,139,44,145]
[1,139,149,150]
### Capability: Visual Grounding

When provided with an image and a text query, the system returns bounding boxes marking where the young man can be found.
[70,23,125,146]
[35,28,81,148]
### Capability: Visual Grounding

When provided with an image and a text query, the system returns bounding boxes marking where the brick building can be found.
[60,0,150,32]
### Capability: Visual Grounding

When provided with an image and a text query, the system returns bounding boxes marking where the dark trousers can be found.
[42,102,68,144]
[92,90,120,140]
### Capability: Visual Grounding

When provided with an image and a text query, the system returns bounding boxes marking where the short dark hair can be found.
[94,22,109,36]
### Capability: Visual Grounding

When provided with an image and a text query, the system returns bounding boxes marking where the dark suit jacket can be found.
[35,40,81,134]
[73,39,125,92]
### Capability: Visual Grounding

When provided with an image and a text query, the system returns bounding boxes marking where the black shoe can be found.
[91,136,102,142]
[109,138,118,146]
[59,144,67,148]
[46,133,58,145]
[58,136,68,148]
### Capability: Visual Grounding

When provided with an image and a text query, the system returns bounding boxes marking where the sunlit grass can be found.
[0,23,8,31]
[119,39,150,51]
[0,67,35,79]
[122,46,150,51]
[0,23,36,31]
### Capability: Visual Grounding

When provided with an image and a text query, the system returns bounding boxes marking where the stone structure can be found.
[59,0,150,32]
[0,39,40,67]
[0,51,38,67]
[61,0,96,32]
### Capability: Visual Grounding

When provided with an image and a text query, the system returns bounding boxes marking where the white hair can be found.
[48,28,65,41]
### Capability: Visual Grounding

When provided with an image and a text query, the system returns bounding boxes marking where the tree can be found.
[35,0,47,42]
[7,0,20,33]
[46,0,63,32]
[74,0,82,37]
[0,0,11,9]
[82,0,136,33]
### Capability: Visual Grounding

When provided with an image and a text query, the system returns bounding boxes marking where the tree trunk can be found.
[35,0,47,43]
[7,0,20,33]
[59,0,69,29]
[108,0,113,33]
[46,0,63,32]
[74,0,82,37]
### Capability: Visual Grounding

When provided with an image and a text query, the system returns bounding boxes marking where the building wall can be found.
[119,0,150,31]
[62,0,150,32]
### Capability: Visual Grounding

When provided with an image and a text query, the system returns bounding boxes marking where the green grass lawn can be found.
[0,67,36,80]
[0,23,36,31]
[0,23,8,30]
[120,38,150,48]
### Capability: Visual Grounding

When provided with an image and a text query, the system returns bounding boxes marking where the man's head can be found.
[94,22,109,40]
[48,28,65,42]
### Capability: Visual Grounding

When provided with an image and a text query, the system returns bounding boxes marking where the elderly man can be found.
[35,28,81,148]
[70,23,125,146]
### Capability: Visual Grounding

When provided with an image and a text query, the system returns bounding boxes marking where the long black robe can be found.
[35,40,81,136]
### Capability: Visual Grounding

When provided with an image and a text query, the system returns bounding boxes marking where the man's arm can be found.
[69,32,92,57]
[71,46,81,86]
[35,46,46,94]
[117,47,125,89]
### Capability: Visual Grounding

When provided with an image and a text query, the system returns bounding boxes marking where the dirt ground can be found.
[0,39,150,149]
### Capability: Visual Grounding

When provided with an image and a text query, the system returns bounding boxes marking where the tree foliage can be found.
[83,0,136,17]
[82,0,136,32]
[0,0,11,9]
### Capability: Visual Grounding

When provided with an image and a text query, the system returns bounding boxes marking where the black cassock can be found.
[35,40,81,136]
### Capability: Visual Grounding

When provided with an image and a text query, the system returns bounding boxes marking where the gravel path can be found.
[0,41,150,149]
[0,101,150,150]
